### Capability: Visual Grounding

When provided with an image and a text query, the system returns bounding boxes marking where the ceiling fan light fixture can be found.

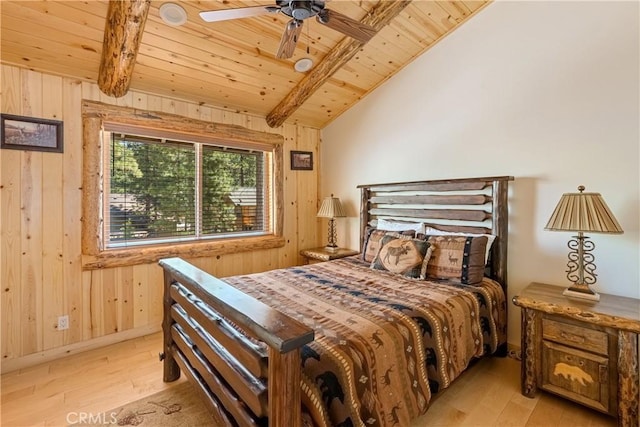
[294,57,314,72]
[159,3,188,26]
[290,1,314,20]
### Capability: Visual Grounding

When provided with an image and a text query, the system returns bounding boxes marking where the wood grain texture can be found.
[97,0,150,98]
[514,282,640,425]
[300,247,359,262]
[491,179,510,289]
[81,117,103,256]
[154,175,513,426]
[171,345,237,426]
[83,100,284,146]
[265,0,412,128]
[521,308,539,397]
[160,258,313,426]
[370,194,491,205]
[1,63,322,373]
[170,284,268,378]
[159,257,314,352]
[62,77,84,345]
[0,332,617,427]
[368,207,491,221]
[540,338,614,414]
[170,314,267,417]
[513,283,640,334]
[276,19,303,59]
[358,176,513,288]
[82,235,287,270]
[617,331,639,426]
[1,1,490,128]
[268,348,302,427]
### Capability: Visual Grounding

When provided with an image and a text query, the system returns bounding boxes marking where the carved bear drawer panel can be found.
[539,315,617,415]
[514,282,640,426]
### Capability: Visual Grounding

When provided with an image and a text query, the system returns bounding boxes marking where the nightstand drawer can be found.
[541,340,614,414]
[542,317,608,355]
[514,282,640,425]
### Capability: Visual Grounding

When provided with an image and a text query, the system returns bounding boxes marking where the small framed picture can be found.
[290,150,313,170]
[1,114,64,153]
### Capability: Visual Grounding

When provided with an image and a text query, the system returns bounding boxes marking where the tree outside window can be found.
[107,133,267,248]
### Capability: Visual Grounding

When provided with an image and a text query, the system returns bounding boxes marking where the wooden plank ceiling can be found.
[0,1,489,129]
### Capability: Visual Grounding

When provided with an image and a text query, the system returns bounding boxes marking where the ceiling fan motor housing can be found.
[277,0,325,20]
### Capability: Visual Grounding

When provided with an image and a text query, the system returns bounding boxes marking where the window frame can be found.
[81,100,285,270]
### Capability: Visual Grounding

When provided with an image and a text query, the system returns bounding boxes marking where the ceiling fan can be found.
[199,1,377,59]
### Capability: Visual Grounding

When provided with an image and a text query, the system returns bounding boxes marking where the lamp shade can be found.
[545,186,623,234]
[317,195,346,218]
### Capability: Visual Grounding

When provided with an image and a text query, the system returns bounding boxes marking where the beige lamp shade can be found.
[317,195,346,218]
[545,186,623,234]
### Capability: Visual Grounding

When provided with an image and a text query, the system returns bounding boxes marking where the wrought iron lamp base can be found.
[324,218,339,252]
[562,233,600,301]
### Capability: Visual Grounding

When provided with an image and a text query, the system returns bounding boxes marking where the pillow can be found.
[371,234,433,279]
[362,227,415,263]
[377,218,424,233]
[423,226,496,264]
[423,235,488,285]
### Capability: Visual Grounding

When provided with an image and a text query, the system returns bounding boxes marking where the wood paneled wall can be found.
[0,64,321,372]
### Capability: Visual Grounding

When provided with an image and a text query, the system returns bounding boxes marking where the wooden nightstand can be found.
[300,247,359,264]
[512,282,639,426]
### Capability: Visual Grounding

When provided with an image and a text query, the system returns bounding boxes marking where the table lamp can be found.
[545,185,623,301]
[317,194,346,252]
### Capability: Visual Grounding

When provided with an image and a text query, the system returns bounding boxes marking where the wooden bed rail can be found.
[159,257,315,427]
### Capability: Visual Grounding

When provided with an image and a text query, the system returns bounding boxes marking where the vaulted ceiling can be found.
[1,1,489,129]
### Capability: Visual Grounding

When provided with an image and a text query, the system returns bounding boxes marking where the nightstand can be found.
[512,282,639,426]
[300,247,359,264]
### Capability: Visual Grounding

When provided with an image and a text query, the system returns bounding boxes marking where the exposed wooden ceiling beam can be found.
[98,0,150,98]
[266,0,412,128]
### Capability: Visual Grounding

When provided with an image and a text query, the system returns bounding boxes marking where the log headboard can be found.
[357,175,513,290]
[159,175,513,427]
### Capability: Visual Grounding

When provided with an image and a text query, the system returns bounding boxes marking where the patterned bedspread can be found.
[223,256,506,427]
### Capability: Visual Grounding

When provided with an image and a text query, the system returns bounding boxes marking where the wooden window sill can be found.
[82,235,285,270]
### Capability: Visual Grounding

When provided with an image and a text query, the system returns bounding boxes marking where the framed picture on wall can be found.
[0,114,64,153]
[290,150,313,170]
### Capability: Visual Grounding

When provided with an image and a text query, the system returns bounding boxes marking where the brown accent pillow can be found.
[362,227,415,263]
[423,235,488,285]
[371,235,433,279]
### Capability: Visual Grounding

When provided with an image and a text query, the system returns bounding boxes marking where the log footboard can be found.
[159,257,314,427]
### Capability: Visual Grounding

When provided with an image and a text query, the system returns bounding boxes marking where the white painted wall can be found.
[321,1,640,346]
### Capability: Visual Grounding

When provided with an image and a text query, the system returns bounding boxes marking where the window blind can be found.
[106,132,267,248]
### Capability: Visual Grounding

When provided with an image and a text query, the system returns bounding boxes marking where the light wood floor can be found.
[1,333,616,427]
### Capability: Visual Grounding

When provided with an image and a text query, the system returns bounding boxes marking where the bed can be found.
[159,175,513,427]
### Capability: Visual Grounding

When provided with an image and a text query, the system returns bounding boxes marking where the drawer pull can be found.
[599,365,608,383]
[560,332,585,344]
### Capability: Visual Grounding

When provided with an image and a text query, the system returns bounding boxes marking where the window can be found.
[82,101,284,269]
[106,133,268,248]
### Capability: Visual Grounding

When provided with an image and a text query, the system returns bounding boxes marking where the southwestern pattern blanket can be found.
[223,256,506,427]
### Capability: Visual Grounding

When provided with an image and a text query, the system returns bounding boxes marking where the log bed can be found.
[159,175,513,426]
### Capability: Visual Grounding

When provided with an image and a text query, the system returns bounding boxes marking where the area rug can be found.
[72,382,215,426]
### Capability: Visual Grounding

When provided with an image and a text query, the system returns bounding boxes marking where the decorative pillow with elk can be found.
[362,227,416,263]
[423,235,488,285]
[370,235,433,279]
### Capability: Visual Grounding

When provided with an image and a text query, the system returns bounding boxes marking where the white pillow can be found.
[377,218,424,233]
[423,226,496,264]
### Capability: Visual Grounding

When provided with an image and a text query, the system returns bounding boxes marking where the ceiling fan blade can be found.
[200,5,280,23]
[316,9,377,43]
[276,19,303,59]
